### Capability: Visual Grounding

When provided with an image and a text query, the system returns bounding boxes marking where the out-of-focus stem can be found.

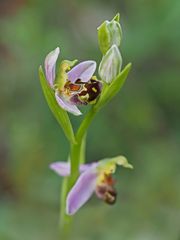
[59,107,98,239]
[59,138,86,239]
[59,177,72,238]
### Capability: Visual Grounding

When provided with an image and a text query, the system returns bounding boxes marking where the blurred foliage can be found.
[0,0,180,239]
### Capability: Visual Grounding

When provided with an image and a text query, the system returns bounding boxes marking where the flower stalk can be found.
[59,108,97,236]
[39,12,132,240]
[59,138,86,238]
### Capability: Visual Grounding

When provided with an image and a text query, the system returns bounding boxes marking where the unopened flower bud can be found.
[97,13,122,55]
[98,45,122,84]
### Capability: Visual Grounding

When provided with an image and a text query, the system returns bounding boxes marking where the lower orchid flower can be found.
[44,47,102,116]
[50,156,133,215]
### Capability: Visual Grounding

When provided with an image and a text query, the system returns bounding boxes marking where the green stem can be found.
[59,177,72,239]
[69,142,82,185]
[76,107,98,142]
[79,133,87,164]
[59,138,86,239]
[59,107,98,239]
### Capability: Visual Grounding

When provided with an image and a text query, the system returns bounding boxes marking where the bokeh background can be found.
[0,0,180,239]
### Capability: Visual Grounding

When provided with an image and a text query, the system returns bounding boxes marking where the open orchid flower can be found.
[50,156,133,215]
[44,47,102,116]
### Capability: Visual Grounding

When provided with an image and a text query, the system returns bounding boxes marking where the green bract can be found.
[95,63,132,110]
[97,13,122,55]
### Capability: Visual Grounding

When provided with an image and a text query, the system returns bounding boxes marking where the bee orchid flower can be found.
[44,47,102,116]
[50,156,133,215]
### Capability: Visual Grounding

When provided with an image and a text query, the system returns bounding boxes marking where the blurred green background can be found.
[0,0,180,239]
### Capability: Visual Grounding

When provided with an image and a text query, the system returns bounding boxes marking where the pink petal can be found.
[67,61,96,83]
[55,91,82,116]
[66,165,98,215]
[44,47,60,87]
[80,162,98,172]
[50,162,71,176]
[49,161,97,177]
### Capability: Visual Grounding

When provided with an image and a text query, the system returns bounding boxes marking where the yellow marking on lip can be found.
[79,93,89,100]
[92,87,97,92]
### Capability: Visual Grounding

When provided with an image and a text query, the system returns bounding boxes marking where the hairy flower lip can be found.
[50,156,133,215]
[44,48,100,115]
